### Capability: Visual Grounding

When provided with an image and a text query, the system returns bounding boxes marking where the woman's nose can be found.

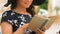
[26,0,32,2]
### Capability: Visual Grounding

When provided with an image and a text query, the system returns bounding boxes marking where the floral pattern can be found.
[1,10,33,34]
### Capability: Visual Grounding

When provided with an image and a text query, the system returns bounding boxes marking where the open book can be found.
[28,16,56,31]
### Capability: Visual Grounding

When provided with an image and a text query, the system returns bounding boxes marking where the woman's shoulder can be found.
[2,10,15,17]
[3,10,12,15]
[1,10,14,25]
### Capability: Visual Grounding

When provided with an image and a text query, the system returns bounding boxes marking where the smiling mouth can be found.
[25,2,30,5]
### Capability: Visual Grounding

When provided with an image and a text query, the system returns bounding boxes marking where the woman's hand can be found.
[35,27,46,34]
[20,23,29,30]
[16,23,29,34]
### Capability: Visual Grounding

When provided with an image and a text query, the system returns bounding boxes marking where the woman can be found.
[1,0,46,34]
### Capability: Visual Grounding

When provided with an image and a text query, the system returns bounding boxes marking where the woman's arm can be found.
[1,22,12,34]
[1,22,29,34]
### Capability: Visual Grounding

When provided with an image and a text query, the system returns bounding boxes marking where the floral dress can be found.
[1,10,35,34]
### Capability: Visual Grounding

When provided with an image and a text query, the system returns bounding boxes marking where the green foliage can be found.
[55,6,60,11]
[38,0,48,10]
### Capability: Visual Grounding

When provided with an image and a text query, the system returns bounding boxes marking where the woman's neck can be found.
[13,6,28,14]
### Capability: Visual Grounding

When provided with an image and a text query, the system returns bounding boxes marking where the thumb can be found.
[20,23,29,30]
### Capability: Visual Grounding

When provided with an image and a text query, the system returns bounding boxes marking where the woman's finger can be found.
[20,23,29,30]
[35,27,44,34]
[37,28,44,34]
[41,26,47,32]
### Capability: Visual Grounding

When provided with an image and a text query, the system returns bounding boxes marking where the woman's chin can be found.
[24,5,30,8]
[26,7,30,8]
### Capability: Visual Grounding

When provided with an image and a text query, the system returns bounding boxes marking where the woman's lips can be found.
[24,2,30,5]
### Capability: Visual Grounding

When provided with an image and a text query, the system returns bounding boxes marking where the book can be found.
[28,15,56,31]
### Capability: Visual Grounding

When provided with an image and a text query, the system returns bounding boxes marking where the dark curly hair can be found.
[4,0,35,17]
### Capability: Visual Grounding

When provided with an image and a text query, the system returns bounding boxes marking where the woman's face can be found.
[17,0,33,8]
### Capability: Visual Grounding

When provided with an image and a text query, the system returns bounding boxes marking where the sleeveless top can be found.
[1,10,35,34]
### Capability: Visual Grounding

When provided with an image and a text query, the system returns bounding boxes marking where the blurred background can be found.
[0,0,60,34]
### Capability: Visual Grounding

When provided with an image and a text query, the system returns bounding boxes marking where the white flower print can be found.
[29,15,32,18]
[19,24,22,27]
[11,12,15,15]
[3,12,7,17]
[24,20,26,22]
[24,29,32,34]
[18,15,26,22]
[27,29,32,32]
[18,16,22,18]
[15,24,18,26]
[21,22,25,25]
[13,20,18,24]
[22,17,25,21]
[21,15,24,17]
[20,15,24,19]
[19,22,25,27]
[8,20,13,24]
[2,11,33,34]
[18,15,23,19]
